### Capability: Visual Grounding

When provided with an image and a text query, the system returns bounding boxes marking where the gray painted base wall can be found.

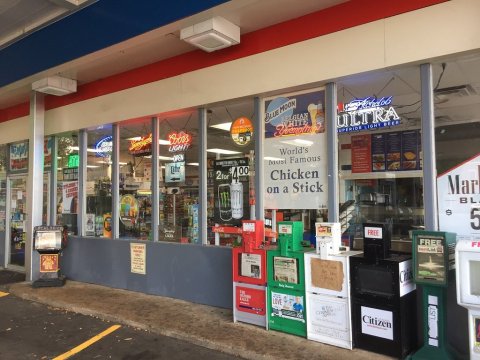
[61,237,233,309]
[0,231,5,267]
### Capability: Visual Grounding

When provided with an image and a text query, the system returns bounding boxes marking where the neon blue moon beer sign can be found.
[95,135,113,157]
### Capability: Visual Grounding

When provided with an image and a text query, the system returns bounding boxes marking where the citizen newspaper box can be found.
[350,223,417,358]
[232,220,267,328]
[33,225,66,287]
[305,222,362,349]
[456,239,480,359]
[267,221,310,337]
[411,230,456,360]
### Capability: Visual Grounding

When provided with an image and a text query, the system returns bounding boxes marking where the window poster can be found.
[474,317,480,353]
[240,253,261,279]
[371,134,386,172]
[351,134,371,173]
[386,132,401,171]
[61,181,78,214]
[437,153,480,240]
[270,291,305,323]
[9,141,28,172]
[263,88,327,210]
[213,158,249,226]
[401,130,419,170]
[273,256,298,284]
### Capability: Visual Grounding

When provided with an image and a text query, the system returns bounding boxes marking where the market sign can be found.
[337,96,400,133]
[95,135,112,157]
[438,153,480,240]
[230,117,253,146]
[129,133,152,156]
[168,131,192,152]
[264,88,325,138]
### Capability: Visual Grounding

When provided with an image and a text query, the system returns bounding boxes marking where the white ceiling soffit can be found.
[0,0,96,50]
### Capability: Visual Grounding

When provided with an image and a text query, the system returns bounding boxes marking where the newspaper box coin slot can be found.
[32,225,67,288]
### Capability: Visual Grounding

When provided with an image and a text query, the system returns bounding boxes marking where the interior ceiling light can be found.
[180,16,240,52]
[32,75,77,96]
[210,122,232,131]
[207,148,241,155]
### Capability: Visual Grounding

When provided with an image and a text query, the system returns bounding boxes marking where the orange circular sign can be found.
[230,117,253,146]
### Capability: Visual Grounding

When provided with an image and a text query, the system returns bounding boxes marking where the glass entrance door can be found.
[8,176,27,267]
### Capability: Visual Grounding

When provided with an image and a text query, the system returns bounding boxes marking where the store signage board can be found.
[213,158,250,226]
[130,243,146,275]
[165,161,185,182]
[95,135,112,157]
[438,153,480,240]
[231,117,253,146]
[337,96,400,133]
[44,137,53,168]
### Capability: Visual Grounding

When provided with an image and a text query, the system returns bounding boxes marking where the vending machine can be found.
[350,223,417,358]
[305,222,362,349]
[411,230,456,360]
[232,220,267,327]
[267,221,310,337]
[456,239,480,359]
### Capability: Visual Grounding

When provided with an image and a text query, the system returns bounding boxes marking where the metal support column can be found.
[112,124,120,239]
[151,116,159,242]
[198,108,208,245]
[420,63,438,231]
[78,129,87,236]
[254,97,264,221]
[26,91,45,281]
[326,82,339,222]
[49,136,57,225]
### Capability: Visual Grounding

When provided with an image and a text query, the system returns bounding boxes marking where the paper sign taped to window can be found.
[311,258,344,291]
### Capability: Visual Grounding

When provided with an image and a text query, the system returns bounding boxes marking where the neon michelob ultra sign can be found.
[337,96,400,133]
[95,135,113,157]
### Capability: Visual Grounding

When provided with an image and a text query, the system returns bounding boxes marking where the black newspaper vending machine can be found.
[32,225,66,288]
[350,223,417,358]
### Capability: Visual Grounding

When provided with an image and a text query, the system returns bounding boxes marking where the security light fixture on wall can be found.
[180,16,240,52]
[32,75,77,96]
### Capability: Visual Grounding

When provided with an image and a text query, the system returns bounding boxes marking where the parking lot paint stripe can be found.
[52,324,121,360]
[0,291,8,297]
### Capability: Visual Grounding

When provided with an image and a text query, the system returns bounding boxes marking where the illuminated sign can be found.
[95,135,112,157]
[168,131,192,152]
[68,154,79,168]
[129,134,152,156]
[337,96,400,133]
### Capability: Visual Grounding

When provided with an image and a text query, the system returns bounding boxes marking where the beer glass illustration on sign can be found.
[219,183,232,221]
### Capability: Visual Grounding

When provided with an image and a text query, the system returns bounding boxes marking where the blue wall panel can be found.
[61,237,233,309]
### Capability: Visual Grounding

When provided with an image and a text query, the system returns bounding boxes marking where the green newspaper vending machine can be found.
[267,221,311,337]
[411,230,456,360]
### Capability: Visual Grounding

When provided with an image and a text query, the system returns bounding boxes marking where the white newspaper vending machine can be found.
[456,240,480,359]
[305,222,362,349]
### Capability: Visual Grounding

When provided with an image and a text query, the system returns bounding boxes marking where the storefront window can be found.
[119,119,152,240]
[434,54,480,240]
[56,132,79,235]
[0,145,7,233]
[207,100,255,246]
[263,88,327,246]
[158,112,199,243]
[337,67,424,251]
[86,126,112,237]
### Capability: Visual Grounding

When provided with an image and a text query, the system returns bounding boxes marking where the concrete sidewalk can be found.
[6,281,392,360]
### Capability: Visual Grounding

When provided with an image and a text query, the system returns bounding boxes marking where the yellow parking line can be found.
[52,324,121,360]
[0,291,9,297]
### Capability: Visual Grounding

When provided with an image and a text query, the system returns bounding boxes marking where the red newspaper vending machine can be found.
[232,220,269,328]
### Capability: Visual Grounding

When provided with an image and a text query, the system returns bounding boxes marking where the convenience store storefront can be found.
[0,0,479,356]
